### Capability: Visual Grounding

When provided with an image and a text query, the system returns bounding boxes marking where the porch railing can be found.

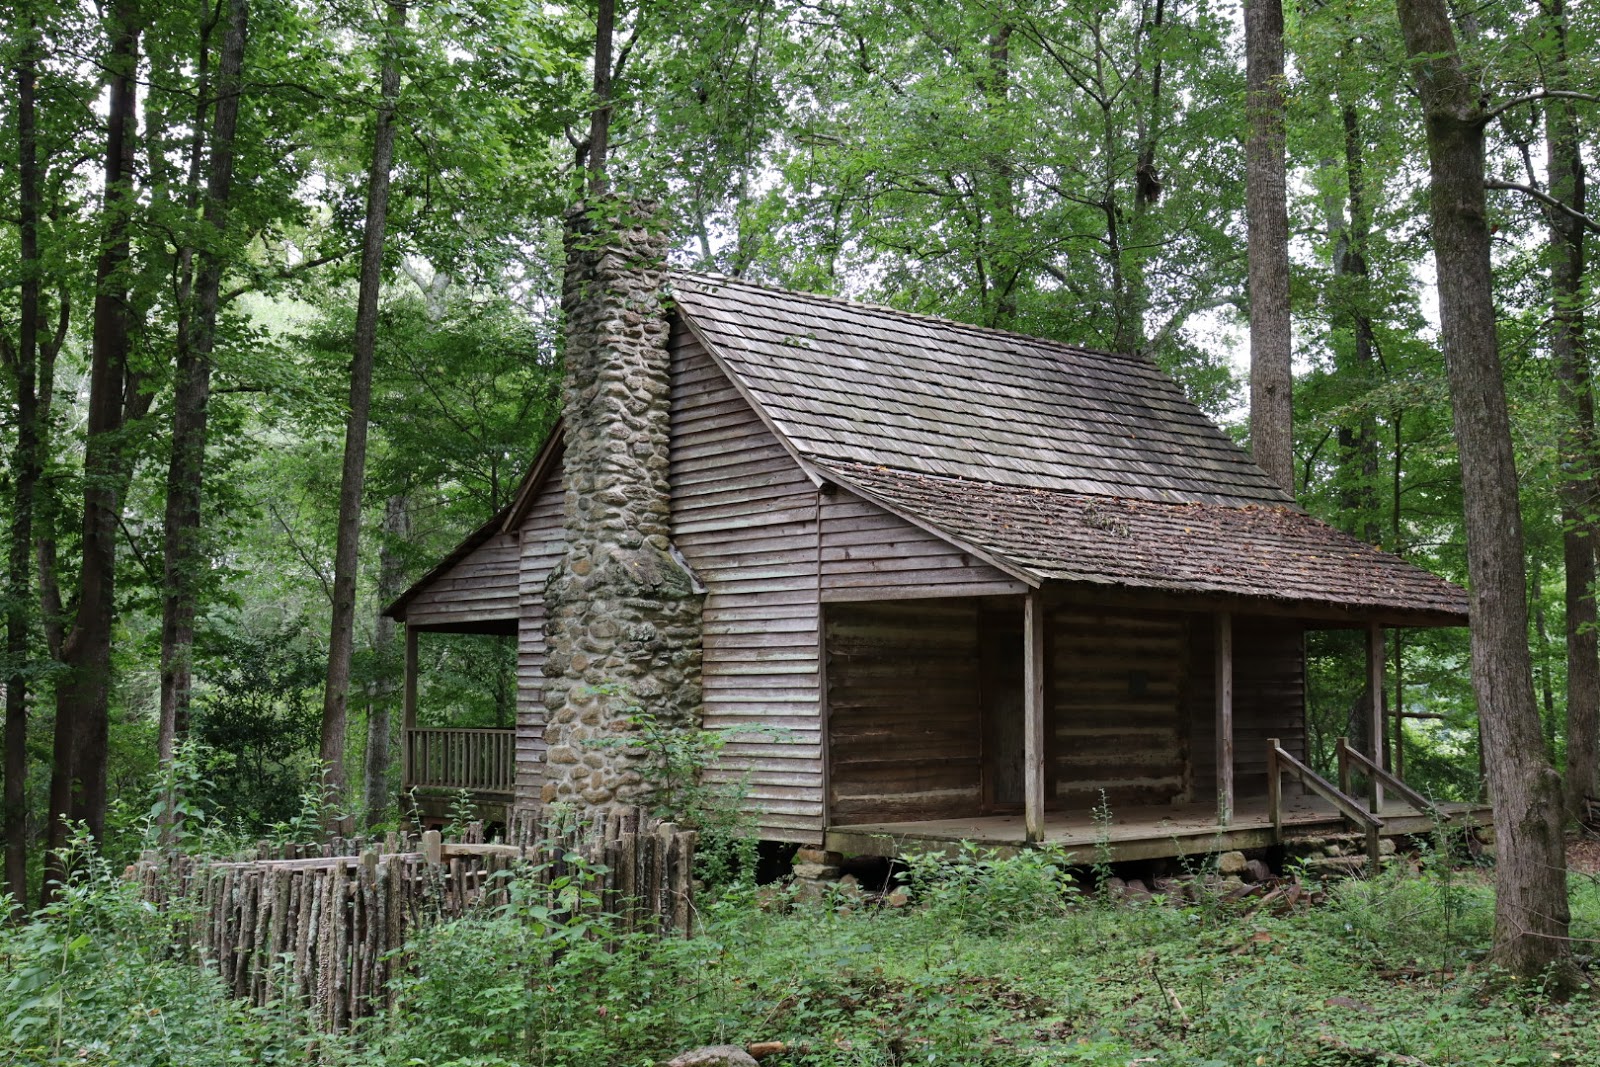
[1266,736,1383,868]
[404,727,516,795]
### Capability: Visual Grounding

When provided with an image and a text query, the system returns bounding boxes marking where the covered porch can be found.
[382,512,531,827]
[821,587,1470,863]
[397,620,519,825]
[827,795,1488,862]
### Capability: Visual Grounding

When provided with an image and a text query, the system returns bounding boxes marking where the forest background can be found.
[1,0,1597,921]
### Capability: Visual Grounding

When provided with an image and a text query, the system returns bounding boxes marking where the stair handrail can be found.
[1336,737,1446,821]
[1267,737,1383,869]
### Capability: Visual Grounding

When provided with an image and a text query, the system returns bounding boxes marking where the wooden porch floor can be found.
[824,796,1489,863]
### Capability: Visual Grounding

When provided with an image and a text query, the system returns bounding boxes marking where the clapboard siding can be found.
[513,469,566,811]
[403,533,521,628]
[820,492,1024,597]
[1186,617,1307,800]
[670,325,825,843]
[826,600,982,823]
[1048,607,1188,811]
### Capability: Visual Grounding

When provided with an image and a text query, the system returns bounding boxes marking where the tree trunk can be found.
[981,23,1019,330]
[1116,0,1166,356]
[158,0,249,767]
[1532,558,1559,751]
[45,0,143,886]
[586,0,615,195]
[363,494,409,827]
[4,5,45,908]
[1395,0,1575,984]
[1333,99,1381,545]
[320,0,407,829]
[1540,0,1599,819]
[1244,0,1293,493]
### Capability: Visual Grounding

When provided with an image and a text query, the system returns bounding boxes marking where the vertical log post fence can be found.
[130,807,695,1031]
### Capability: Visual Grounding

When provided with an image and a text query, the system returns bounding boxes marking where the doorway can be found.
[980,607,1026,812]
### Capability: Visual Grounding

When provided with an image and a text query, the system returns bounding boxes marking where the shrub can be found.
[899,842,1079,936]
[380,851,723,1067]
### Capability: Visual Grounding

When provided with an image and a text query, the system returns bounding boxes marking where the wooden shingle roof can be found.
[820,461,1469,624]
[671,273,1291,506]
[672,272,1468,624]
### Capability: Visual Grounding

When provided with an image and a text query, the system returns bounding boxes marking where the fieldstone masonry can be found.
[540,200,704,809]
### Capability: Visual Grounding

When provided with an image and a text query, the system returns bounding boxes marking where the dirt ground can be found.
[1567,831,1600,875]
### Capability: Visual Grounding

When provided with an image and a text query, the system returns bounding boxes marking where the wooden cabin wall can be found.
[826,600,983,824]
[669,327,824,842]
[1185,617,1307,801]
[402,532,521,628]
[819,489,1026,600]
[1047,606,1187,812]
[513,470,566,814]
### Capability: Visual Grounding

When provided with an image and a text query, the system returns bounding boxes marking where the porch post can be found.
[1024,589,1046,844]
[402,625,418,788]
[1366,621,1385,813]
[1215,612,1234,826]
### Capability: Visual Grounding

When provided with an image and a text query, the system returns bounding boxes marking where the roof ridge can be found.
[668,269,1156,369]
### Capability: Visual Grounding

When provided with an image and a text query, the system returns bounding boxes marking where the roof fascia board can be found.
[818,467,1042,587]
[382,507,510,620]
[676,304,1039,586]
[501,416,566,535]
[1043,580,1468,629]
[386,417,564,621]
[674,307,825,490]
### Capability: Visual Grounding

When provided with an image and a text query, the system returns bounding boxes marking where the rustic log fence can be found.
[130,808,696,1031]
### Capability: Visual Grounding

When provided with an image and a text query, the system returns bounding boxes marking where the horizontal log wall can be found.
[670,326,824,842]
[1186,616,1306,800]
[827,599,982,823]
[1048,607,1187,812]
[403,531,521,628]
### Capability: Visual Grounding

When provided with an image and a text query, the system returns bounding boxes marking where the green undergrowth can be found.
[4,843,1600,1066]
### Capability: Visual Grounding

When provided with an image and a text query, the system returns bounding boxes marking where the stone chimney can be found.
[540,201,704,810]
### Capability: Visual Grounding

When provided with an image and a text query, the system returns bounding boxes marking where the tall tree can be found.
[586,0,615,195]
[1395,0,1575,982]
[1245,0,1293,492]
[362,493,408,827]
[43,0,150,886]
[2,1,52,906]
[157,0,250,766]
[320,0,408,824]
[1536,0,1600,820]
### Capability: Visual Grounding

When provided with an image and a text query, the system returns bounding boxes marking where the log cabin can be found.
[386,216,1475,864]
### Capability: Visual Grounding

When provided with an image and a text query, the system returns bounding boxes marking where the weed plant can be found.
[4,830,1600,1066]
[899,841,1078,936]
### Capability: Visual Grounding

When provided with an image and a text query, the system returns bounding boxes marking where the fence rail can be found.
[404,726,515,794]
[131,808,696,1031]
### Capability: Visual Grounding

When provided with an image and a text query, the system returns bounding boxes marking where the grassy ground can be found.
[4,839,1599,1066]
[682,842,1600,1067]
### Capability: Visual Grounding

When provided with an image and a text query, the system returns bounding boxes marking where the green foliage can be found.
[5,0,1600,999]
[382,849,723,1067]
[188,623,326,835]
[582,692,761,891]
[4,833,1600,1066]
[443,788,479,839]
[899,842,1079,936]
[613,709,736,825]
[268,769,351,848]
